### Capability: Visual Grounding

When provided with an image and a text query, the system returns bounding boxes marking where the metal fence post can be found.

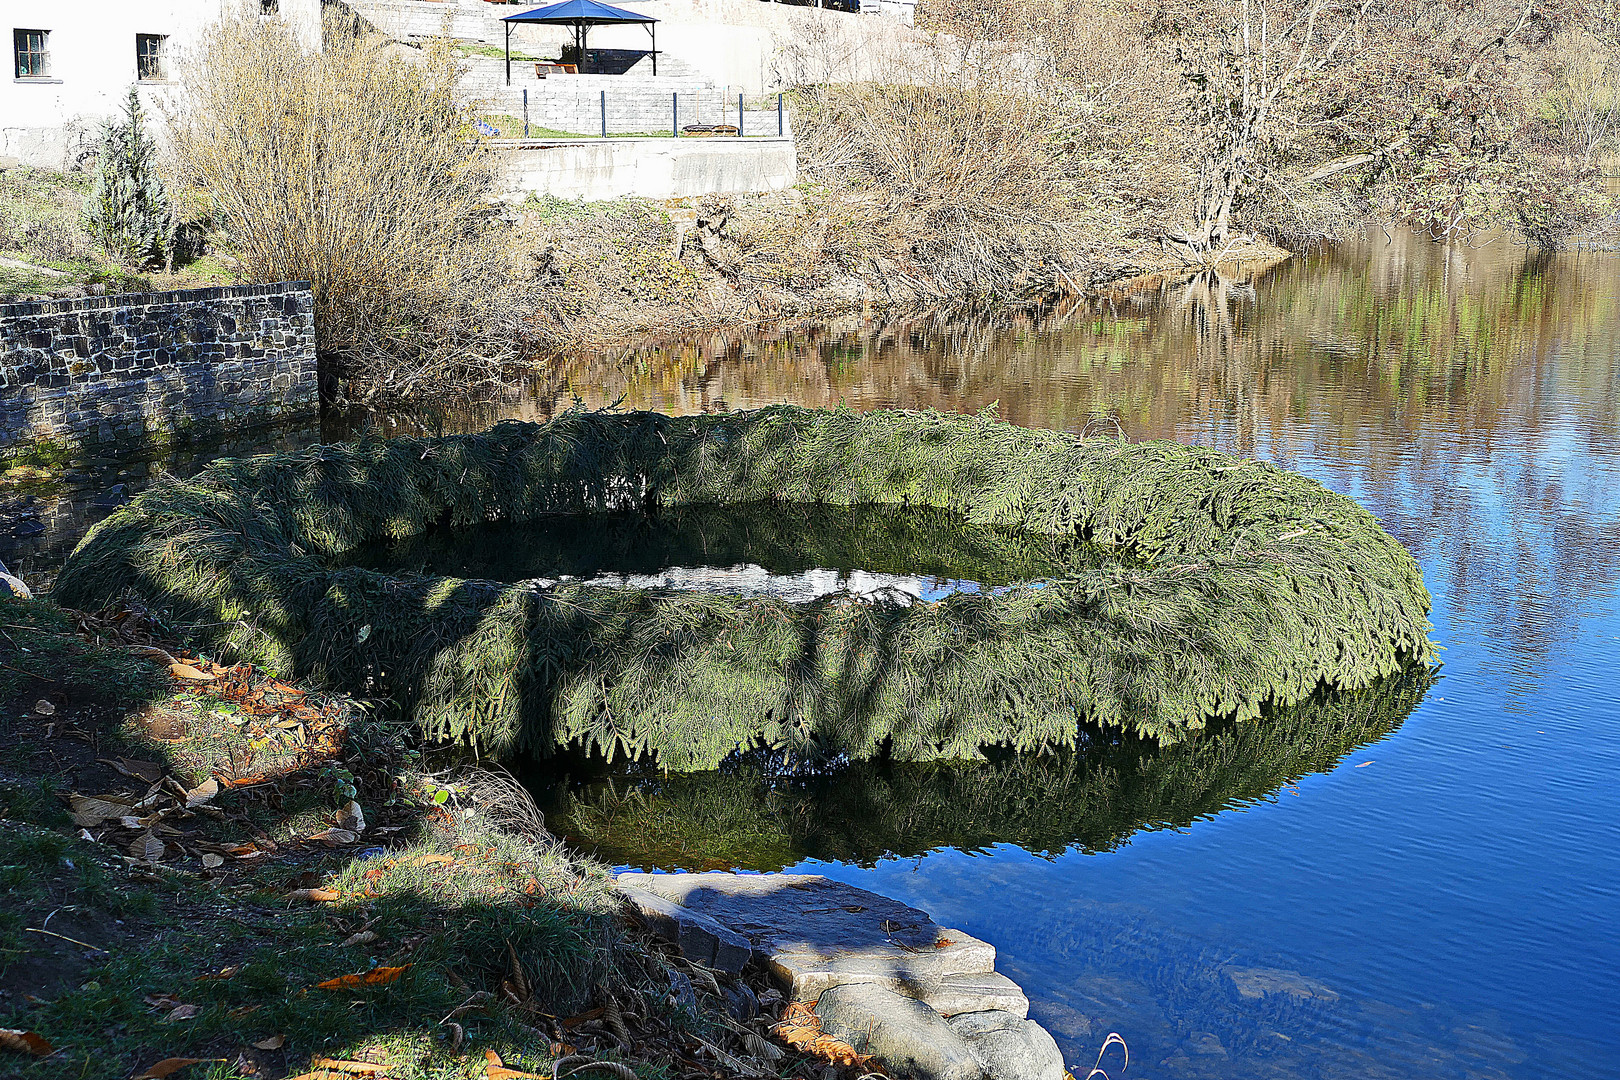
[738,92,745,136]
[600,89,607,137]
[673,91,678,137]
[523,88,529,139]
[778,93,784,137]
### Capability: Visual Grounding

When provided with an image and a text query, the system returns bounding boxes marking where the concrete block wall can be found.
[0,283,320,462]
[480,74,748,135]
[497,136,798,201]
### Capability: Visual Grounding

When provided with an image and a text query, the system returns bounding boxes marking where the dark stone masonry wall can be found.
[0,282,319,463]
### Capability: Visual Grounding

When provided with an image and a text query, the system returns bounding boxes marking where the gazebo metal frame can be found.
[500,0,660,85]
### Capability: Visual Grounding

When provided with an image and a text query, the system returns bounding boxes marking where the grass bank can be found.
[0,594,841,1080]
[0,167,236,303]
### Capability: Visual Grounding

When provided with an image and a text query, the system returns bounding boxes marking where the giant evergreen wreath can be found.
[55,407,1433,769]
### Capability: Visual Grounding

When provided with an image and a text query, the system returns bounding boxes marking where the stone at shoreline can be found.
[617,871,995,997]
[946,1010,1027,1038]
[613,871,1067,1080]
[958,1016,1066,1080]
[923,971,1028,1018]
[617,879,753,974]
[816,983,982,1080]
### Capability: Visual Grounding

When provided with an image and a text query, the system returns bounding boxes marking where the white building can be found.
[0,0,320,170]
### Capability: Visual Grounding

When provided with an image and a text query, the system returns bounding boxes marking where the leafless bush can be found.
[1551,33,1620,163]
[169,15,541,400]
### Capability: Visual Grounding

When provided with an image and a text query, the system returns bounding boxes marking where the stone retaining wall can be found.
[0,282,319,463]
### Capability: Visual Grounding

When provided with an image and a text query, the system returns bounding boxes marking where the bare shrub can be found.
[1550,32,1620,164]
[169,15,539,400]
[791,19,1110,305]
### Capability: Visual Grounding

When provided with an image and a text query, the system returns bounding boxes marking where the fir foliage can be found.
[54,407,1434,769]
[82,88,172,269]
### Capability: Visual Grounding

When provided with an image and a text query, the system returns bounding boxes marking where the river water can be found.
[5,230,1617,1077]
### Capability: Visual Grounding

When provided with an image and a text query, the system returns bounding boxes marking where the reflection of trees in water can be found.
[344,503,1100,587]
[534,665,1434,872]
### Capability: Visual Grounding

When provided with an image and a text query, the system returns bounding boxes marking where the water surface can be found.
[520,232,1620,1079]
[8,230,1618,1077]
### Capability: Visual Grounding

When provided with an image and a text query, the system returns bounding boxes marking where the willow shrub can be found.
[54,407,1434,769]
[169,16,537,398]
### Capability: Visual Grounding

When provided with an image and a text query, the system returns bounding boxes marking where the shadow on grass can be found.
[0,596,632,1080]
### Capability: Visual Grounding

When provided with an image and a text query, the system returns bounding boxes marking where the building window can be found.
[261,0,280,15]
[13,28,48,78]
[136,34,167,81]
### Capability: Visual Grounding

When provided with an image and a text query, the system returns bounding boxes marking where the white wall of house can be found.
[0,0,320,170]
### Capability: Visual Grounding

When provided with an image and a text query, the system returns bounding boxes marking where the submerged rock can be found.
[1224,965,1340,1003]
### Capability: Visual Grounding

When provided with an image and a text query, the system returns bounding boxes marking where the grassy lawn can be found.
[0,595,834,1080]
[0,167,239,301]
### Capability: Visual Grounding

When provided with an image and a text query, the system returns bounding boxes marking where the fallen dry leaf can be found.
[336,802,365,834]
[252,1035,286,1050]
[132,1058,214,1078]
[0,1028,54,1056]
[314,965,410,990]
[184,777,220,807]
[306,828,358,845]
[128,832,166,862]
[287,888,341,903]
[339,930,378,947]
[169,662,216,683]
[308,1058,390,1074]
[69,794,134,827]
[105,757,164,784]
[201,853,225,869]
[403,853,454,867]
[163,1005,199,1023]
[32,698,55,716]
[482,1049,547,1080]
[195,966,240,981]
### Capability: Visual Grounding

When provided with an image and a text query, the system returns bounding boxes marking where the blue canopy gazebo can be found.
[500,0,661,84]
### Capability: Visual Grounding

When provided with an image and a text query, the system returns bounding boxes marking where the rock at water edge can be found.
[922,971,1029,1018]
[815,983,984,1080]
[959,1017,1066,1080]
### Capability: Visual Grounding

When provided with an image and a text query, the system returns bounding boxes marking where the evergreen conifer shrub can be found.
[54,407,1435,769]
[83,88,172,269]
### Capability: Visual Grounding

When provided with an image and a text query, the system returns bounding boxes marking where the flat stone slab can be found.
[922,971,1029,1018]
[616,880,753,973]
[615,872,1065,1080]
[617,871,994,999]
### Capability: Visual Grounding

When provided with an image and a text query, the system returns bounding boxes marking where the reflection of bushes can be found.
[346,502,1112,586]
[540,663,1434,869]
[55,406,1432,769]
